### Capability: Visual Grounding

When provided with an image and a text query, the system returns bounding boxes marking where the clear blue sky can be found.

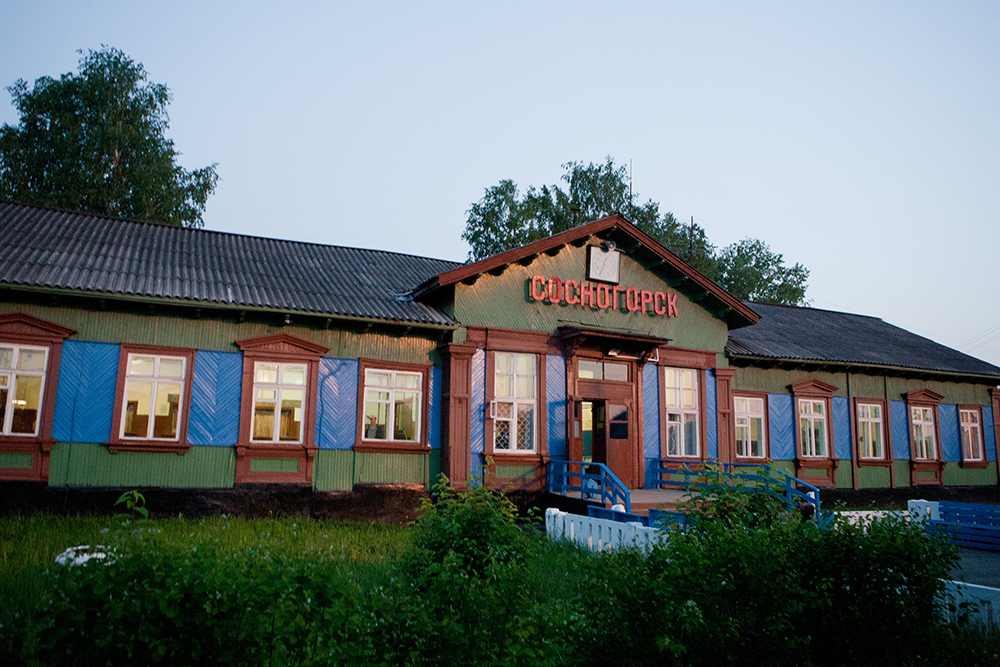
[3,1,999,367]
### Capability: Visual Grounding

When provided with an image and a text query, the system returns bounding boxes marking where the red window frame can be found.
[0,313,76,481]
[733,391,769,461]
[355,358,431,454]
[107,344,196,454]
[235,334,328,483]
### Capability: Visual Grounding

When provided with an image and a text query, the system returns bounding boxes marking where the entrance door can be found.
[580,398,635,488]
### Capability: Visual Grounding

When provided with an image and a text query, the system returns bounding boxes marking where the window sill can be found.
[106,440,191,455]
[960,459,989,469]
[354,441,429,455]
[857,458,892,467]
[489,451,543,465]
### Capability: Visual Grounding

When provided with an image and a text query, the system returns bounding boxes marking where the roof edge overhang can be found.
[727,352,1000,385]
[413,215,759,329]
[0,283,459,331]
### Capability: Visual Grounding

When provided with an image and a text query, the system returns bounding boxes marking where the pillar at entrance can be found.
[441,343,477,487]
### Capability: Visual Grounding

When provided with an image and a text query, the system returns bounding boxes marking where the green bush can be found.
[578,483,961,667]
[0,486,980,666]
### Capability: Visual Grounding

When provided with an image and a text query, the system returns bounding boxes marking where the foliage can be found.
[582,482,962,667]
[0,500,988,666]
[461,157,810,304]
[114,489,148,520]
[716,237,810,305]
[0,46,218,227]
[461,158,714,273]
[403,472,528,580]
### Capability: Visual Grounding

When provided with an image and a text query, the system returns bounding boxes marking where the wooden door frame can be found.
[565,351,641,489]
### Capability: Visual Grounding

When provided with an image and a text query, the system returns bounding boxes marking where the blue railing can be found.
[548,460,631,513]
[653,459,830,527]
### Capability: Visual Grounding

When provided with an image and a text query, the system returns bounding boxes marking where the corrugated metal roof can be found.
[0,201,461,326]
[727,302,1000,379]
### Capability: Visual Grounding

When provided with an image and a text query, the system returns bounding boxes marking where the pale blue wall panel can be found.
[470,349,486,456]
[428,367,441,450]
[768,393,795,460]
[891,400,910,460]
[52,340,119,443]
[316,358,358,450]
[938,404,960,462]
[546,354,567,459]
[983,406,996,462]
[643,362,660,459]
[187,350,242,447]
[832,396,852,460]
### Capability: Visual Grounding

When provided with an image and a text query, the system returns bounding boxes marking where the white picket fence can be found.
[544,507,663,552]
[545,503,999,627]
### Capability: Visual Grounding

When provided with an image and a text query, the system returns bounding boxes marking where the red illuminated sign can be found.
[529,275,678,317]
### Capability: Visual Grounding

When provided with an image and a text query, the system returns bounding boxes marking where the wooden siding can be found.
[0,302,441,364]
[943,462,998,486]
[313,449,440,491]
[0,453,34,469]
[451,241,729,352]
[48,442,236,488]
[734,365,993,407]
[836,460,853,489]
[355,451,429,485]
[496,464,535,480]
[857,465,891,488]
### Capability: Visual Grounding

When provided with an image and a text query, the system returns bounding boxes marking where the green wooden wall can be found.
[733,366,993,406]
[48,443,237,488]
[451,239,730,353]
[45,443,442,490]
[0,302,441,365]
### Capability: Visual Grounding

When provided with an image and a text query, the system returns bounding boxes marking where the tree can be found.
[462,157,714,269]
[461,158,811,305]
[716,238,810,305]
[0,47,218,227]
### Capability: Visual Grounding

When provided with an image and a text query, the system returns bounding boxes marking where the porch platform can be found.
[562,487,694,515]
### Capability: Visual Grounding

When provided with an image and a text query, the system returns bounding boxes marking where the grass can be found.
[0,513,410,630]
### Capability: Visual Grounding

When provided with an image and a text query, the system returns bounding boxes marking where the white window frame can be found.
[250,362,307,444]
[734,395,766,459]
[856,402,885,460]
[959,408,984,463]
[120,353,187,441]
[491,352,536,452]
[664,367,700,458]
[362,368,423,443]
[910,406,937,461]
[798,399,828,458]
[0,344,48,437]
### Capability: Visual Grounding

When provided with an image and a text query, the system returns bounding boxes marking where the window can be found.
[251,363,306,443]
[910,406,936,461]
[904,389,944,485]
[0,344,48,436]
[235,334,329,483]
[959,407,984,463]
[0,313,76,482]
[856,402,885,460]
[734,395,766,459]
[664,367,699,457]
[492,352,536,452]
[578,359,628,382]
[108,345,195,453]
[121,353,186,440]
[363,368,423,443]
[798,399,828,457]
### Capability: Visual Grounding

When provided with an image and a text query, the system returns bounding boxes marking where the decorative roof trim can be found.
[236,333,330,357]
[413,215,759,328]
[0,312,77,343]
